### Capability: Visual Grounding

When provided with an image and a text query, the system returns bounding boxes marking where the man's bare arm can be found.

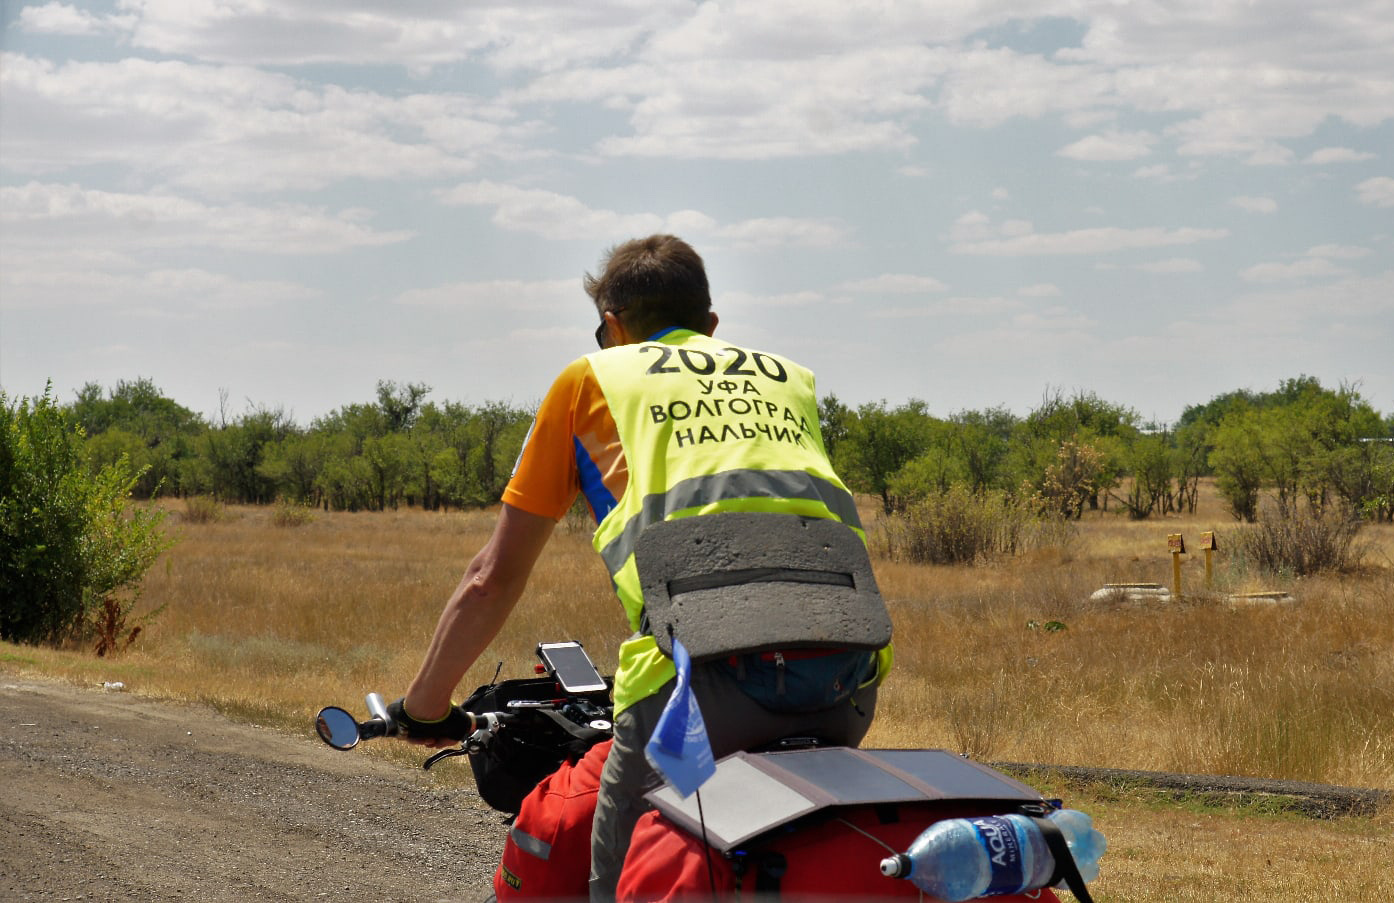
[402,503,556,724]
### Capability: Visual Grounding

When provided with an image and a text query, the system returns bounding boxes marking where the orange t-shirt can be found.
[502,356,627,524]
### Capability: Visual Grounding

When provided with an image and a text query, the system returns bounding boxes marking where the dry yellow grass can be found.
[3,484,1392,900]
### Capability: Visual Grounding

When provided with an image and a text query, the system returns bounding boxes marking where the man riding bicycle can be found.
[391,234,891,900]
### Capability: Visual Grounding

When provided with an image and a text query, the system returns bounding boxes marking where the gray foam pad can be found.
[635,513,892,660]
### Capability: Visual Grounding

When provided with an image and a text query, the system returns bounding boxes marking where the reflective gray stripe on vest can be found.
[599,468,861,576]
[508,825,551,861]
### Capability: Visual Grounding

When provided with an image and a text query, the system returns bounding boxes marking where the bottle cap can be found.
[879,854,910,878]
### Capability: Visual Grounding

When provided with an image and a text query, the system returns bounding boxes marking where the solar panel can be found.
[646,747,1042,851]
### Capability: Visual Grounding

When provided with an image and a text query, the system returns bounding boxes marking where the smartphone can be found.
[536,641,608,694]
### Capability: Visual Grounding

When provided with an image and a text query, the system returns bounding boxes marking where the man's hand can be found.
[386,698,472,748]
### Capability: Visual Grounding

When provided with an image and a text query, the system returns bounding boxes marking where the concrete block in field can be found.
[1089,583,1173,604]
[1227,590,1297,606]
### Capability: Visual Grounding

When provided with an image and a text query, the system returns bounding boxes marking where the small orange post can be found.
[1168,533,1186,599]
[1199,531,1217,588]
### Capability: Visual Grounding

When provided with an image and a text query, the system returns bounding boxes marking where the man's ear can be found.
[603,309,630,346]
[704,311,719,336]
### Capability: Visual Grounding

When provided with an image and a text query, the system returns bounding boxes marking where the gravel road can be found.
[5,675,1387,902]
[1,677,504,902]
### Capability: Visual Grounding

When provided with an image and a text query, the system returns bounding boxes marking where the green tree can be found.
[375,380,431,433]
[1210,411,1265,521]
[817,394,852,461]
[256,432,331,506]
[948,406,1017,493]
[1038,440,1107,519]
[69,378,204,497]
[834,400,935,515]
[1010,389,1138,511]
[1,387,171,648]
[204,404,294,503]
[1112,433,1173,519]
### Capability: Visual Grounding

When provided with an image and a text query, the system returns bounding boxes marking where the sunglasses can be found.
[594,307,627,349]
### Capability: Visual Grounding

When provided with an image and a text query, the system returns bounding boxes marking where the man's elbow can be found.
[456,557,529,611]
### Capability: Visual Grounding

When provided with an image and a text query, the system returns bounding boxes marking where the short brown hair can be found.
[584,235,711,337]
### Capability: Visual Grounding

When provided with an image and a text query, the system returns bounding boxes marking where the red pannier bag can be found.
[616,747,1066,902]
[494,738,612,900]
[617,802,1062,902]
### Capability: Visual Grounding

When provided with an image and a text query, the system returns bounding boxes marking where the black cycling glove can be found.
[386,698,472,741]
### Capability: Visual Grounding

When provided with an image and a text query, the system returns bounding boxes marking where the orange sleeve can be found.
[503,356,628,524]
[502,358,588,521]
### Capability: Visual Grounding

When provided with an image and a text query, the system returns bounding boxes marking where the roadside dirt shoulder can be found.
[1,676,503,902]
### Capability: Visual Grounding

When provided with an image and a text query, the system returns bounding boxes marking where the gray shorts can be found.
[587,660,878,901]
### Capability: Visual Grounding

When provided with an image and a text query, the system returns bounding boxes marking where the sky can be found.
[1,1,1391,429]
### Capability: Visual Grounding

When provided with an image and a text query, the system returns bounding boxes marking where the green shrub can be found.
[0,387,172,649]
[1233,502,1367,576]
[874,485,1061,565]
[271,498,315,528]
[182,495,224,524]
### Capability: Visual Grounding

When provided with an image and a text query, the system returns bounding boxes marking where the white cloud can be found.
[0,261,318,311]
[1132,163,1200,183]
[0,182,413,254]
[1136,257,1203,274]
[18,2,134,36]
[1240,258,1348,283]
[1229,196,1278,214]
[0,53,505,195]
[991,187,1010,200]
[7,2,1391,182]
[391,278,578,311]
[872,296,1024,319]
[936,45,1113,129]
[32,1,686,72]
[1243,144,1297,167]
[952,225,1230,256]
[581,48,938,159]
[949,211,995,243]
[717,289,826,311]
[715,217,850,249]
[436,180,848,247]
[837,275,948,294]
[1356,176,1394,208]
[1227,271,1394,320]
[437,181,663,241]
[1063,110,1116,130]
[931,306,1098,359]
[1018,283,1062,297]
[1057,130,1157,161]
[1305,244,1371,260]
[897,165,931,178]
[1304,147,1378,165]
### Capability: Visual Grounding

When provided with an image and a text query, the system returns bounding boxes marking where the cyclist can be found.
[391,235,889,900]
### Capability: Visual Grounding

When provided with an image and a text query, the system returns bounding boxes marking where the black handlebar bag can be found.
[459,676,611,813]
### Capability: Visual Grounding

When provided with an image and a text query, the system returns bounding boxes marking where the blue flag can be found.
[644,637,716,797]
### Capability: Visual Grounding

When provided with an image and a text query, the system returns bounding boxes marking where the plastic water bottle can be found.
[879,808,1105,901]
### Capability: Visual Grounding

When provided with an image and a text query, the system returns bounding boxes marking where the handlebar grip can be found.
[358,717,391,740]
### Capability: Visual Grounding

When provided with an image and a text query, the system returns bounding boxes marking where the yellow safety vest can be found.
[586,328,879,714]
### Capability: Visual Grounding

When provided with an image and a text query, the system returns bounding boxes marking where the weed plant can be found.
[271,499,315,528]
[182,495,224,524]
[872,485,1065,565]
[1232,501,1368,576]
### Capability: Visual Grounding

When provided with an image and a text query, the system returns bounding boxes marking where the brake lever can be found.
[423,746,470,771]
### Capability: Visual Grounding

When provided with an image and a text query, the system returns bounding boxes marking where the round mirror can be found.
[315,706,361,750]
